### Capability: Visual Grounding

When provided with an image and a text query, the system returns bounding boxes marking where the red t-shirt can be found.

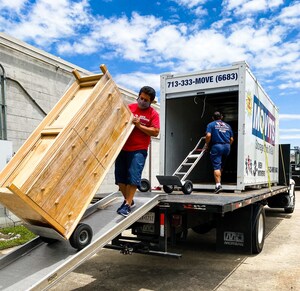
[123,103,160,151]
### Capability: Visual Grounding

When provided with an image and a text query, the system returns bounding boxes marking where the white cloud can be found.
[268,0,284,9]
[171,0,208,16]
[172,0,207,9]
[280,134,300,140]
[223,0,283,15]
[147,24,185,60]
[277,2,300,26]
[228,24,282,53]
[279,114,300,120]
[58,12,162,60]
[279,81,300,90]
[115,72,161,94]
[0,0,27,11]
[211,18,232,30]
[51,6,298,80]
[177,29,247,69]
[280,129,300,132]
[223,0,246,11]
[3,0,91,47]
[241,0,267,14]
[192,6,208,16]
[145,23,251,71]
[97,13,161,61]
[0,0,299,99]
[57,36,101,55]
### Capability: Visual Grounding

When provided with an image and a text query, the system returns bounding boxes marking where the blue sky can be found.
[0,0,300,147]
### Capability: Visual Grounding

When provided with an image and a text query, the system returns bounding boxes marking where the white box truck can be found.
[110,61,295,255]
[158,61,279,192]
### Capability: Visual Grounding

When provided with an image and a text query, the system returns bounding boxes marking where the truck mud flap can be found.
[216,204,265,254]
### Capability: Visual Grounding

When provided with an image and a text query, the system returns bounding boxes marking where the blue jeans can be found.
[115,150,147,186]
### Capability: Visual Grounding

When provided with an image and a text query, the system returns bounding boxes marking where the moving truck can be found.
[291,147,300,187]
[112,61,295,255]
[158,61,279,192]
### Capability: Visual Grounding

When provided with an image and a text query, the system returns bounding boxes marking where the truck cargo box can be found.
[0,65,134,239]
[160,61,279,192]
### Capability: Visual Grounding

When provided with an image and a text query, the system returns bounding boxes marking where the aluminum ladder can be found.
[156,136,207,194]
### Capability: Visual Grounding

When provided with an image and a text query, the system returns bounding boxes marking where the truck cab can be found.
[291,147,300,187]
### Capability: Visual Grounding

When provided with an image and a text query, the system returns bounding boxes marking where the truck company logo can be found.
[224,231,244,246]
[246,92,252,116]
[252,95,276,145]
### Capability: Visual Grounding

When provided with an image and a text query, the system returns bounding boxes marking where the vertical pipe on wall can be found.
[0,63,7,140]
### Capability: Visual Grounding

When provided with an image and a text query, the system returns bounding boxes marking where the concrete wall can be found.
[0,33,91,151]
[0,33,160,226]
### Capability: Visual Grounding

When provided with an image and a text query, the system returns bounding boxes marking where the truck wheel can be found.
[163,185,174,194]
[69,223,93,250]
[284,188,295,214]
[182,180,193,195]
[252,205,266,254]
[138,178,151,192]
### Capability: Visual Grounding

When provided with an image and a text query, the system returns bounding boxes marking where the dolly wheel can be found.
[163,185,174,194]
[138,178,151,192]
[182,180,193,195]
[69,223,93,250]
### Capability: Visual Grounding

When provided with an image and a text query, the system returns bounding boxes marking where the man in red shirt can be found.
[115,86,160,217]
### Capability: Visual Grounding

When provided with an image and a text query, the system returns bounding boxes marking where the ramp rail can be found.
[0,191,165,291]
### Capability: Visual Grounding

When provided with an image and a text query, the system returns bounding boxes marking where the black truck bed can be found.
[97,185,289,215]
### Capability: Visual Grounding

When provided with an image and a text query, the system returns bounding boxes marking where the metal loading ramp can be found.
[0,191,165,291]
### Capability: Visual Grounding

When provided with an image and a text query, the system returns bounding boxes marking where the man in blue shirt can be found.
[205,111,234,194]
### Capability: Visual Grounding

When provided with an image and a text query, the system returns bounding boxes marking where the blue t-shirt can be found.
[206,120,233,144]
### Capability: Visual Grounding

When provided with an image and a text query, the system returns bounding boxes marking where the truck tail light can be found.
[160,213,165,237]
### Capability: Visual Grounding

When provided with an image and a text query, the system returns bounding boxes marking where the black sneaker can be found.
[117,204,131,217]
[117,200,135,212]
[214,185,222,194]
[117,200,126,212]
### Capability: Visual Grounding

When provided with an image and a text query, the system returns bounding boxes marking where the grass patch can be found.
[0,225,37,250]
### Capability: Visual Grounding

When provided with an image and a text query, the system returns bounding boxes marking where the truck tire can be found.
[182,180,193,195]
[252,205,266,254]
[138,178,151,192]
[163,185,174,194]
[284,187,295,214]
[69,223,93,250]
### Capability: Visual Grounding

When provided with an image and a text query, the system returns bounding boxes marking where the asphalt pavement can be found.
[47,190,300,291]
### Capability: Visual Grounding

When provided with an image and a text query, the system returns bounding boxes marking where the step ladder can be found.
[157,137,207,194]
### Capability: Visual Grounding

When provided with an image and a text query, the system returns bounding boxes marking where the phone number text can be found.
[167,72,238,88]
